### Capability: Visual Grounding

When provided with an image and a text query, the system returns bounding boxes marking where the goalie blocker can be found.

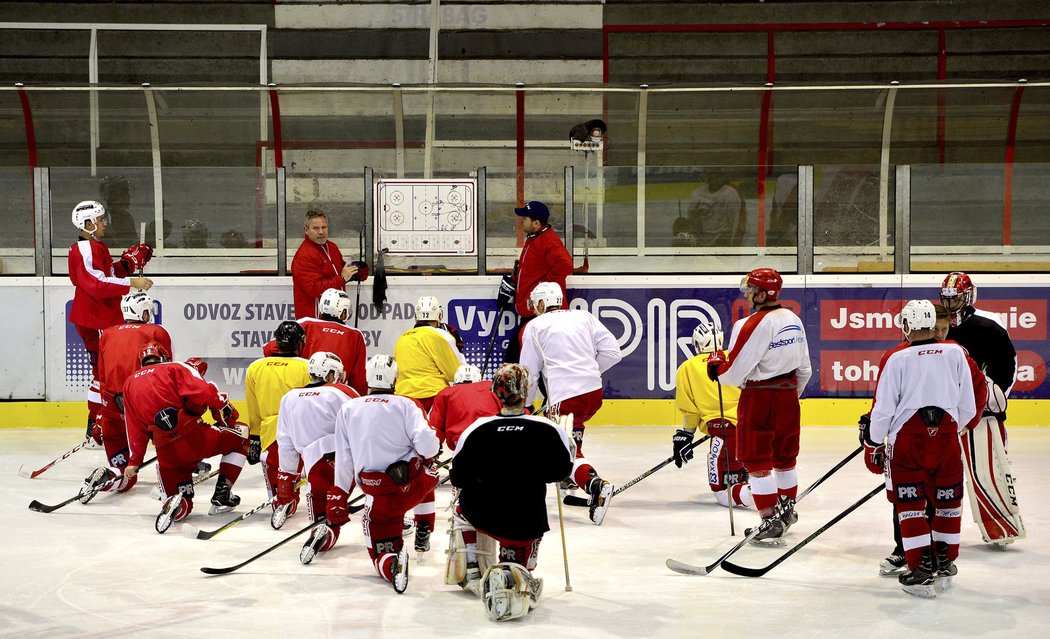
[961,414,1025,545]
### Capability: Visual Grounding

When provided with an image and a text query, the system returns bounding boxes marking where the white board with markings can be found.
[374,178,477,256]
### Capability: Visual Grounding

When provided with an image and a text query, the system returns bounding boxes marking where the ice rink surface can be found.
[2,426,1048,639]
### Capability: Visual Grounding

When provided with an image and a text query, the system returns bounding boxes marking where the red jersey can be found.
[68,237,134,329]
[428,380,502,452]
[513,225,572,318]
[291,237,347,319]
[262,317,368,395]
[122,361,225,467]
[98,322,173,396]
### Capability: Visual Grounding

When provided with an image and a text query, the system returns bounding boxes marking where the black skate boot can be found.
[746,515,786,546]
[934,541,957,593]
[587,477,614,526]
[208,475,241,515]
[461,561,483,596]
[777,495,798,532]
[899,549,937,598]
[879,552,908,577]
[79,466,118,504]
[414,520,432,555]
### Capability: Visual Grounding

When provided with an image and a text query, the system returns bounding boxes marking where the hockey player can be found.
[861,299,978,598]
[328,355,440,593]
[672,322,753,509]
[519,281,623,525]
[393,295,465,553]
[940,271,1024,546]
[450,363,574,621]
[245,320,311,507]
[274,351,360,563]
[429,364,502,453]
[67,200,154,442]
[118,342,250,532]
[80,291,173,498]
[707,268,812,544]
[263,288,368,395]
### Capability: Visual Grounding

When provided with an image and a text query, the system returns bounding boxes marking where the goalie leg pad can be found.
[445,512,497,586]
[961,417,1026,544]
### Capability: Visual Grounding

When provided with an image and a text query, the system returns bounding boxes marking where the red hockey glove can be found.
[210,395,238,426]
[89,418,104,447]
[349,260,369,282]
[863,442,885,475]
[120,243,154,272]
[326,486,350,526]
[275,470,300,508]
[706,351,726,381]
[185,357,208,378]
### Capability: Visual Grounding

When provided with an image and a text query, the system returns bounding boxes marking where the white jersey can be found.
[333,393,440,493]
[276,382,358,476]
[720,306,812,395]
[869,341,977,446]
[520,308,623,405]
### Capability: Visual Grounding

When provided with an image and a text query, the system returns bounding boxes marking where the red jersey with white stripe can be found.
[276,381,359,475]
[520,308,623,405]
[68,237,133,329]
[718,306,812,394]
[122,361,225,466]
[333,393,440,493]
[428,380,503,452]
[263,317,368,396]
[98,322,173,396]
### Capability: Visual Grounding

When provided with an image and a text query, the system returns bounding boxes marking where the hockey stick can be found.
[665,445,863,576]
[18,438,90,479]
[561,435,713,507]
[201,517,328,575]
[719,483,884,578]
[555,484,572,592]
[28,456,158,514]
[718,381,735,536]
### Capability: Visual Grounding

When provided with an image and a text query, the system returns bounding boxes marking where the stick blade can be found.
[562,495,589,508]
[200,566,237,576]
[717,560,766,578]
[28,500,58,513]
[665,558,711,576]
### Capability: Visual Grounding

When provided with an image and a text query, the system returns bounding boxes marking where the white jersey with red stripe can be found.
[276,382,359,476]
[869,340,978,446]
[720,306,812,393]
[520,308,623,405]
[333,392,440,493]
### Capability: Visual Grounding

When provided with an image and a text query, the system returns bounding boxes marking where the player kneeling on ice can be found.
[329,355,440,593]
[275,351,361,562]
[672,322,753,508]
[119,342,250,533]
[863,300,980,598]
[449,363,574,622]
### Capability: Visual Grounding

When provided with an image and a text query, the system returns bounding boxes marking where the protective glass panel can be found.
[812,164,894,274]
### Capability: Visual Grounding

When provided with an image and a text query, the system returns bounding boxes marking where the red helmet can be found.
[741,268,783,301]
[490,363,530,407]
[139,341,171,366]
[940,272,976,312]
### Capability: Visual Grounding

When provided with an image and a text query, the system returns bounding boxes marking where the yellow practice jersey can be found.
[675,352,740,434]
[245,355,311,447]
[394,325,465,399]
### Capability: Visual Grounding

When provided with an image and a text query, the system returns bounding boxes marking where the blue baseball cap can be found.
[514,201,550,224]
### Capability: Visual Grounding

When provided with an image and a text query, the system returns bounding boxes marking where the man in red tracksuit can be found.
[291,210,363,319]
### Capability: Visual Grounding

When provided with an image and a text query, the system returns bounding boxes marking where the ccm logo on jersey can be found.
[321,327,346,335]
[496,425,524,432]
[917,349,942,356]
[298,391,321,397]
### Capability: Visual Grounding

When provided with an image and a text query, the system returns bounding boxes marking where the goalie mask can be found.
[940,271,977,326]
[139,341,171,367]
[121,291,156,323]
[528,281,563,313]
[319,288,352,321]
[454,364,482,385]
[740,268,782,302]
[491,363,529,407]
[691,322,724,355]
[415,296,443,323]
[308,351,344,383]
[366,354,397,390]
[273,320,306,356]
[899,299,937,337]
[72,200,107,233]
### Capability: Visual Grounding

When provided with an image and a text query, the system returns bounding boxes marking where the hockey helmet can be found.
[308,351,345,383]
[319,288,352,321]
[415,296,443,323]
[366,354,398,390]
[691,322,724,355]
[121,291,156,323]
[453,364,482,385]
[940,271,977,314]
[72,200,107,233]
[139,341,171,366]
[528,282,563,313]
[899,299,937,334]
[491,363,530,407]
[740,268,782,301]
[273,320,306,355]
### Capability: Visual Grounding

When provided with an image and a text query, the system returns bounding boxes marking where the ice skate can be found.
[300,524,331,565]
[777,495,798,532]
[483,566,513,621]
[746,515,786,546]
[391,545,410,594]
[526,573,544,607]
[934,542,957,593]
[79,466,117,504]
[879,553,908,577]
[271,501,294,530]
[899,550,937,598]
[155,493,186,534]
[588,478,614,526]
[402,517,415,537]
[461,563,483,597]
[208,476,241,515]
[414,520,432,561]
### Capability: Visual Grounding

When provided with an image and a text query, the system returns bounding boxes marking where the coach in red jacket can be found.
[291,210,361,319]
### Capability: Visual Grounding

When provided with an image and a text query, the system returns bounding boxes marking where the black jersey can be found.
[948,308,1017,393]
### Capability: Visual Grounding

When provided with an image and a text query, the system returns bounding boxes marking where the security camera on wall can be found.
[570,119,607,152]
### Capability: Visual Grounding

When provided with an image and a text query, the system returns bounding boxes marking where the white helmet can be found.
[691,322,724,355]
[528,282,563,313]
[308,351,344,383]
[121,291,156,323]
[900,299,937,334]
[415,296,443,323]
[319,288,352,321]
[453,364,482,385]
[72,200,106,233]
[366,354,398,390]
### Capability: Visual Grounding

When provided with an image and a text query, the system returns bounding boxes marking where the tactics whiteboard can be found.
[374,179,477,256]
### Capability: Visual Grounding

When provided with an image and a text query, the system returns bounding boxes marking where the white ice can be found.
[3,426,1048,638]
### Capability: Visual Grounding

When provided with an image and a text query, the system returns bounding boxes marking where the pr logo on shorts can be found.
[65,300,164,392]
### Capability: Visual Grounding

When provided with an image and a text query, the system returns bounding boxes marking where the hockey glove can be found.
[857,413,872,446]
[89,419,104,447]
[326,486,350,526]
[185,357,208,378]
[349,260,369,282]
[275,470,300,507]
[120,242,153,272]
[863,442,886,475]
[706,351,726,381]
[672,428,695,468]
[496,274,516,309]
[210,394,238,426]
[247,435,262,465]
